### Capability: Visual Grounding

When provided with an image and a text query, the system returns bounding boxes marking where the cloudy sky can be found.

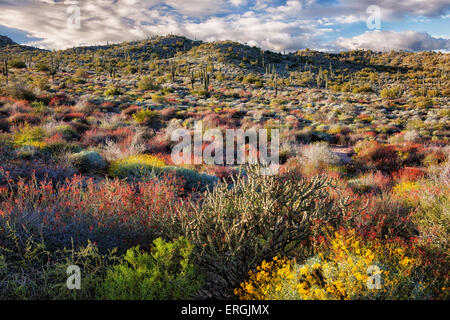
[0,0,449,52]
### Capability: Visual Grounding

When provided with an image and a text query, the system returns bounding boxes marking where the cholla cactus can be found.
[175,165,350,296]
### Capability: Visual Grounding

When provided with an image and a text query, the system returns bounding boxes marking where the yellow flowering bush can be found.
[109,154,167,179]
[236,230,430,300]
[392,180,420,202]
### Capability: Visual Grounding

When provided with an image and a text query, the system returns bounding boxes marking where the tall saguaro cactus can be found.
[49,54,60,83]
[170,59,176,83]
[274,71,278,97]
[189,70,195,89]
[1,58,8,85]
[200,64,210,92]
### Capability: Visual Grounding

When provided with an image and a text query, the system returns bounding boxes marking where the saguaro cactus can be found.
[1,58,8,85]
[170,59,176,83]
[274,72,278,96]
[189,70,195,89]
[49,54,60,83]
[200,64,210,92]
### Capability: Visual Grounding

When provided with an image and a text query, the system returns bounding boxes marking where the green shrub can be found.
[13,123,46,148]
[0,221,117,300]
[104,85,123,96]
[132,109,160,124]
[98,237,203,300]
[380,86,402,99]
[10,60,27,69]
[42,142,81,157]
[137,76,159,91]
[47,243,119,300]
[56,124,79,140]
[151,93,165,104]
[161,166,218,191]
[109,154,166,179]
[70,151,107,173]
[242,73,263,85]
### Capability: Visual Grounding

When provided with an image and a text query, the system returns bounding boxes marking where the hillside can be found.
[0,33,448,301]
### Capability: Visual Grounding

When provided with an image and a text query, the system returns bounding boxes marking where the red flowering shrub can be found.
[82,128,133,146]
[0,171,186,252]
[122,105,141,116]
[11,100,33,113]
[49,94,74,107]
[353,140,400,173]
[393,167,426,182]
[8,113,41,125]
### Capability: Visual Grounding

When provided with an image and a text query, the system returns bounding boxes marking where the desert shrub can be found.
[82,128,132,146]
[151,93,165,104]
[101,129,146,162]
[353,140,400,173]
[13,123,46,148]
[236,229,433,300]
[175,166,348,297]
[104,85,123,96]
[412,96,433,109]
[122,105,141,116]
[352,84,372,94]
[48,94,75,107]
[380,86,402,99]
[0,221,117,300]
[109,154,166,179]
[8,113,41,125]
[392,181,420,203]
[342,191,417,240]
[137,76,159,91]
[9,59,27,69]
[6,83,36,101]
[349,171,393,194]
[35,62,49,72]
[0,171,183,253]
[74,68,89,80]
[55,124,79,140]
[69,151,107,173]
[409,164,449,251]
[422,148,448,167]
[31,100,47,114]
[0,119,10,133]
[299,142,341,173]
[393,167,426,183]
[32,77,50,91]
[161,166,218,191]
[98,237,203,300]
[42,142,82,158]
[242,73,262,85]
[132,109,160,125]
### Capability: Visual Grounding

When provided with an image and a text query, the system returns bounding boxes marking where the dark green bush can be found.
[69,151,107,173]
[98,237,203,300]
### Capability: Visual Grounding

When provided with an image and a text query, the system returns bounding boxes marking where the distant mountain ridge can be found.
[0,35,16,47]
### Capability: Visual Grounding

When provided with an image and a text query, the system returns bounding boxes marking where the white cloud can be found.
[336,30,450,51]
[0,0,449,51]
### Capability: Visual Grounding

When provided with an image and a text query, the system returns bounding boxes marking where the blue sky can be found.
[0,0,449,51]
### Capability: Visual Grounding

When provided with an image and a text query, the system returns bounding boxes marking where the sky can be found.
[0,0,449,52]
